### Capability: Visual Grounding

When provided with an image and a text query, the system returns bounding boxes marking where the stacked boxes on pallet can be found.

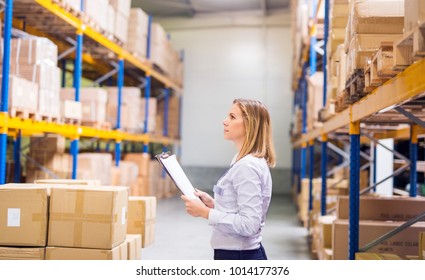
[1,37,60,120]
[0,75,38,118]
[111,161,139,195]
[343,0,404,101]
[77,153,112,185]
[110,0,131,44]
[0,183,148,260]
[156,95,180,139]
[126,8,149,59]
[60,88,108,127]
[106,87,157,133]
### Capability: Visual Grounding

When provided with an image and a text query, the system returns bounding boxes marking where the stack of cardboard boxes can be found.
[0,183,155,260]
[123,153,151,196]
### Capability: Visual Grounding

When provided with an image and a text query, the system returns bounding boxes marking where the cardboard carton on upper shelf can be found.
[48,185,129,250]
[0,75,38,115]
[0,185,49,247]
[404,0,425,34]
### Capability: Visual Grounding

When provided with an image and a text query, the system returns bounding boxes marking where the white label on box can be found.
[7,208,21,227]
[122,207,127,225]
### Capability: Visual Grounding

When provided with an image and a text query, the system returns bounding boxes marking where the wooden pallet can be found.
[344,69,366,104]
[82,121,112,130]
[62,118,81,126]
[335,91,349,113]
[39,114,60,123]
[393,20,425,70]
[9,107,38,121]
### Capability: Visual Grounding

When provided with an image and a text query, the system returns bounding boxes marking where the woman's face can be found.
[223,104,246,145]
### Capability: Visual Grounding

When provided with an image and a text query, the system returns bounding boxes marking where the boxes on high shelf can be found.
[0,247,45,260]
[347,0,404,39]
[77,153,112,185]
[106,87,148,132]
[333,219,425,260]
[346,34,402,77]
[114,11,129,44]
[48,185,129,250]
[127,196,157,248]
[107,4,116,35]
[306,72,324,130]
[83,0,108,32]
[0,75,38,114]
[2,37,58,66]
[126,234,142,260]
[45,242,127,260]
[60,88,108,124]
[0,185,49,247]
[109,0,131,18]
[337,195,425,221]
[62,0,80,11]
[126,8,149,58]
[405,0,425,34]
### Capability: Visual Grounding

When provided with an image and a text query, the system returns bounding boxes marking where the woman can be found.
[181,98,276,260]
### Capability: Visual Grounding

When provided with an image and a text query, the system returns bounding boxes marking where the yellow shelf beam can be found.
[35,0,182,92]
[293,58,425,147]
[0,114,150,143]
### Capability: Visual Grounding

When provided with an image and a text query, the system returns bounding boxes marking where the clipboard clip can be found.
[155,151,171,160]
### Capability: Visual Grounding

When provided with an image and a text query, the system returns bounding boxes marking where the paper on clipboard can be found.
[155,153,199,200]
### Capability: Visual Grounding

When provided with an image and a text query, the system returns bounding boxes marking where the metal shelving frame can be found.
[0,0,182,183]
[292,0,425,260]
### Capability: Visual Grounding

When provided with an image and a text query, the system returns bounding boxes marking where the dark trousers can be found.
[214,244,268,260]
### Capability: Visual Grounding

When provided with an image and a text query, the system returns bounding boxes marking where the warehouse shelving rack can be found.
[292,0,425,260]
[0,0,182,183]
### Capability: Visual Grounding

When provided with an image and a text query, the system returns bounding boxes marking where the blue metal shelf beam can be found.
[321,134,328,216]
[410,125,418,197]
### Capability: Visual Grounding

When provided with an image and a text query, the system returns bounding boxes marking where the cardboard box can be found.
[333,220,425,260]
[126,234,142,260]
[45,242,127,260]
[318,215,337,249]
[0,75,38,114]
[127,196,156,247]
[48,186,129,249]
[337,196,425,221]
[77,153,112,185]
[61,100,82,121]
[60,88,107,123]
[0,247,45,260]
[1,37,58,66]
[405,0,425,34]
[355,252,403,260]
[30,135,66,154]
[34,179,101,186]
[349,0,404,36]
[109,0,131,18]
[0,185,49,246]
[123,153,150,177]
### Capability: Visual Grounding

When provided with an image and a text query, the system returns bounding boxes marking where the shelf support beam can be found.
[0,0,13,184]
[348,120,360,260]
[320,134,328,216]
[115,58,124,167]
[308,140,315,211]
[410,124,418,197]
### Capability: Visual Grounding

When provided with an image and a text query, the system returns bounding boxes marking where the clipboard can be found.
[155,152,200,200]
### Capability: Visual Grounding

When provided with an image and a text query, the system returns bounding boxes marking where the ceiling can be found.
[131,0,291,18]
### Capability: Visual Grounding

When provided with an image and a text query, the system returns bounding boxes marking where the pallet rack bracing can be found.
[291,0,425,260]
[0,0,183,184]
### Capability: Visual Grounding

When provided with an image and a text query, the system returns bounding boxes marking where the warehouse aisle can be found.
[141,194,311,260]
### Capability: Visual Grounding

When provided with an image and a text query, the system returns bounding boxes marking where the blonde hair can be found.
[234,99,276,167]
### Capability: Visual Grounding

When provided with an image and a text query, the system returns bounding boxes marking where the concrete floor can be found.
[141,194,311,260]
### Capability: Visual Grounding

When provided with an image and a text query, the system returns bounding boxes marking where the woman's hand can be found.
[181,195,210,219]
[194,189,215,208]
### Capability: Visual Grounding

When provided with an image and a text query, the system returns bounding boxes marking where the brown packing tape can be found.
[132,219,156,229]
